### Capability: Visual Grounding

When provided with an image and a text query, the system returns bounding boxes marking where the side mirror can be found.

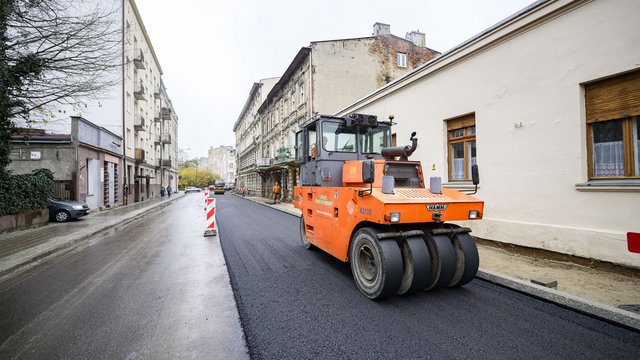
[362,160,375,183]
[471,164,480,185]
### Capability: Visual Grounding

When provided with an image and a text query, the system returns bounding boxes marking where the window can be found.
[359,126,391,154]
[300,83,305,103]
[397,52,407,68]
[284,99,288,116]
[127,129,132,149]
[126,93,131,113]
[585,70,640,179]
[322,122,356,153]
[291,91,296,111]
[447,114,476,181]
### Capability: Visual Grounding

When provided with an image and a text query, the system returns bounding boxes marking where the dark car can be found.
[48,198,90,222]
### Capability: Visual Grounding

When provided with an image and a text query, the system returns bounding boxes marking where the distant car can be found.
[184,186,201,193]
[48,198,90,223]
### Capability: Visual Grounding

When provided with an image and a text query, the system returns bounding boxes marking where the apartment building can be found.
[6,0,176,207]
[253,24,439,200]
[123,0,170,203]
[337,0,640,266]
[234,23,438,201]
[205,145,236,185]
[233,78,279,193]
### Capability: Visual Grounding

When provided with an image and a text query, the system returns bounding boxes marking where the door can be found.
[86,159,100,209]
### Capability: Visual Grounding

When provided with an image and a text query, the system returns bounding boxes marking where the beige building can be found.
[240,24,438,199]
[205,145,236,185]
[123,0,172,202]
[234,78,279,193]
[337,0,640,267]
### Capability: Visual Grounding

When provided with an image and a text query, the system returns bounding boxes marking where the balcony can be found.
[162,158,172,167]
[162,134,172,144]
[274,145,295,165]
[134,116,145,132]
[133,50,145,69]
[256,157,271,168]
[153,110,161,123]
[134,148,146,164]
[154,135,161,146]
[134,84,145,101]
[161,107,171,120]
[155,159,162,170]
[154,87,161,99]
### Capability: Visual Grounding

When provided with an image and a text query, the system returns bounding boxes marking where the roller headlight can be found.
[390,212,401,223]
[469,210,479,219]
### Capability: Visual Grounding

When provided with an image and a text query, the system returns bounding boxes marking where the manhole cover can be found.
[618,304,640,314]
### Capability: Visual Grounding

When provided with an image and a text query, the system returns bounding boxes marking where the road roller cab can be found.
[293,114,484,299]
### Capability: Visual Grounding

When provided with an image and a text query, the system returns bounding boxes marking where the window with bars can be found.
[585,70,640,179]
[447,114,476,181]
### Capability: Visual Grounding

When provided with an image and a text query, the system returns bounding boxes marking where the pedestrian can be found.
[160,187,165,197]
[272,181,281,204]
[167,185,172,198]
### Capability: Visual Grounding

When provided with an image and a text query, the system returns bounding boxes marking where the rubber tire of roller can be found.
[423,233,456,291]
[397,236,431,295]
[350,227,404,300]
[447,232,479,287]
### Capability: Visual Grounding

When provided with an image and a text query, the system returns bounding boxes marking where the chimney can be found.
[373,22,391,36]
[406,30,426,48]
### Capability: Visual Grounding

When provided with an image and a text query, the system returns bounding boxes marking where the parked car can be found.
[184,186,201,193]
[48,198,90,223]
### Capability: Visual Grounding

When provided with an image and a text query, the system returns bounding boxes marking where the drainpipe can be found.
[309,50,313,118]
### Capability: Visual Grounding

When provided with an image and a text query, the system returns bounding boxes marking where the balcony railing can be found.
[161,107,171,120]
[256,157,271,168]
[134,148,146,163]
[134,84,145,101]
[134,116,145,132]
[133,50,145,69]
[274,145,295,164]
[154,135,161,145]
[162,158,172,167]
[162,134,172,144]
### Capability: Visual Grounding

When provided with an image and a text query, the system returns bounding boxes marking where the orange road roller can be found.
[293,114,484,299]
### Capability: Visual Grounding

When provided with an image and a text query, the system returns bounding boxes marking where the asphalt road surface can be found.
[0,195,246,359]
[218,195,640,360]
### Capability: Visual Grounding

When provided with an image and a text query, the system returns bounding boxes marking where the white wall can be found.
[338,0,640,267]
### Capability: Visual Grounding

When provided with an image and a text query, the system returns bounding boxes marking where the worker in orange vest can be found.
[272,181,281,204]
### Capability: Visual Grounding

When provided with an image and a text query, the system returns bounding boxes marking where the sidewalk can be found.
[0,192,185,285]
[236,193,640,331]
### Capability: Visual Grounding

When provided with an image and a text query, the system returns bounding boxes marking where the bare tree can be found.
[0,0,122,170]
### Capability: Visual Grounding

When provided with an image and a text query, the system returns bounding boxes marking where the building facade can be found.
[205,145,236,185]
[337,0,640,267]
[9,117,124,209]
[233,78,279,194]
[238,24,439,200]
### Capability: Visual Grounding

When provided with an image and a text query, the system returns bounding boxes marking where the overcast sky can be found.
[135,0,536,159]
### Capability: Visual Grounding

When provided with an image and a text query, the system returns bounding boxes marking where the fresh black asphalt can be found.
[218,194,640,360]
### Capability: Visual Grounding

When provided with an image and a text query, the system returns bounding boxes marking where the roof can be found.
[258,47,312,114]
[337,0,552,115]
[233,82,261,132]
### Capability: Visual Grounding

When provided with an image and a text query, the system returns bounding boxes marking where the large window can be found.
[585,70,640,179]
[359,126,390,154]
[322,122,356,153]
[447,114,476,181]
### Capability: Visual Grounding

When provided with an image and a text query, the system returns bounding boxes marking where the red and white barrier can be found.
[204,197,217,237]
